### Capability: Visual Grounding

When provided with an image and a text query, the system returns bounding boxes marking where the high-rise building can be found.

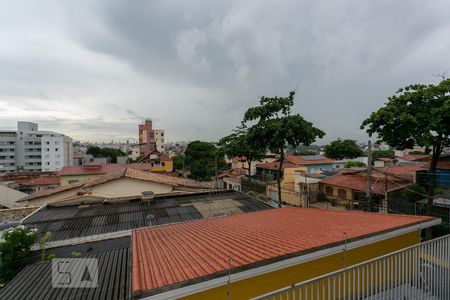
[138,119,165,156]
[0,122,73,175]
[154,129,165,152]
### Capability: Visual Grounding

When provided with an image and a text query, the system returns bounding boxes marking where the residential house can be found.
[258,155,334,204]
[0,183,27,208]
[14,176,60,194]
[130,208,438,299]
[320,168,414,209]
[256,155,335,181]
[137,149,173,172]
[231,155,277,176]
[396,154,432,165]
[374,157,399,167]
[18,167,210,207]
[215,168,246,191]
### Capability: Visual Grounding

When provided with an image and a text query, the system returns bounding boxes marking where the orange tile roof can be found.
[256,155,334,170]
[131,207,433,296]
[375,164,428,181]
[19,176,60,186]
[321,173,409,194]
[437,161,450,170]
[397,154,431,161]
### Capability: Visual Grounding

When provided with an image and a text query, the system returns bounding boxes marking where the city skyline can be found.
[1,1,449,143]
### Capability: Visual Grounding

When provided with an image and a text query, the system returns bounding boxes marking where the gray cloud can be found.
[0,0,449,143]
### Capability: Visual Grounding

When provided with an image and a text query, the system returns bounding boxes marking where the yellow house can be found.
[137,149,173,172]
[131,207,439,299]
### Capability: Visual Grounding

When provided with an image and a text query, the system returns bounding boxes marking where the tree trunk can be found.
[276,151,284,208]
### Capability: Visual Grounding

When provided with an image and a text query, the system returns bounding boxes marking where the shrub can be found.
[0,226,38,284]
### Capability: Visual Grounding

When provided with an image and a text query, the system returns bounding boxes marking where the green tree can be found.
[292,150,317,156]
[371,150,395,160]
[324,139,363,160]
[86,146,126,163]
[219,126,265,183]
[361,79,450,172]
[0,226,38,284]
[184,141,226,181]
[243,91,325,207]
[172,154,184,171]
[344,161,366,168]
[361,79,450,229]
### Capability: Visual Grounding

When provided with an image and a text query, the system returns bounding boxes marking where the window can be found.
[162,162,165,167]
[338,189,347,200]
[325,186,333,196]
[55,148,59,151]
[46,141,50,145]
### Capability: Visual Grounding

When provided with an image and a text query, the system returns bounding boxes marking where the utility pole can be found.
[215,155,218,189]
[304,174,309,207]
[366,140,372,211]
[383,173,388,213]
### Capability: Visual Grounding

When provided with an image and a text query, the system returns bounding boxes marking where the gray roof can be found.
[0,247,130,300]
[23,191,271,242]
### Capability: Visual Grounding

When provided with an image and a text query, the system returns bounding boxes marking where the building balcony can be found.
[252,234,450,300]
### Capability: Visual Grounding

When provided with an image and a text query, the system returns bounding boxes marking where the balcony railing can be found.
[252,234,450,300]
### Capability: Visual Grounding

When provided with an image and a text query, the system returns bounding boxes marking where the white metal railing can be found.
[252,234,450,300]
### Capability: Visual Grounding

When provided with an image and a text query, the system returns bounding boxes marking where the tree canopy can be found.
[172,154,184,171]
[219,126,265,182]
[243,91,325,206]
[324,139,363,160]
[371,150,395,160]
[361,79,450,171]
[86,146,126,163]
[184,141,226,181]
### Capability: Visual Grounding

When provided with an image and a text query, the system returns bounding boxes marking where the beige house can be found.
[0,183,27,209]
[17,168,210,207]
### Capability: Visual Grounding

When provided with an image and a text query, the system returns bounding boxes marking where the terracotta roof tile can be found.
[19,176,60,186]
[397,154,431,161]
[131,207,433,295]
[321,173,409,194]
[256,155,334,170]
[437,161,450,170]
[21,168,209,202]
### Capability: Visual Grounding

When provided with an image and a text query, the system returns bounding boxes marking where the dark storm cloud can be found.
[1,0,449,142]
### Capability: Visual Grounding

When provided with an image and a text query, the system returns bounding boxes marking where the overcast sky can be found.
[1,1,449,144]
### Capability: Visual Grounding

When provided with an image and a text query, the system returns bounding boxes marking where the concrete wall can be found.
[60,174,101,186]
[90,177,173,198]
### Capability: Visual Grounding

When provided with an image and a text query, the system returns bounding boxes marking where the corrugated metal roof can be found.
[0,247,130,300]
[131,207,434,296]
[23,192,271,242]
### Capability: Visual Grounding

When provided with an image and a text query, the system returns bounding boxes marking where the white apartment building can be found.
[0,130,17,174]
[154,129,165,152]
[0,122,73,175]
